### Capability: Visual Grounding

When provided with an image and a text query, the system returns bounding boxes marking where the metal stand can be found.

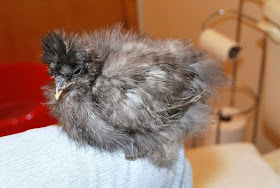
[202,0,278,144]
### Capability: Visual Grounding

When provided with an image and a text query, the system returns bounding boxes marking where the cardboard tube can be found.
[199,29,241,61]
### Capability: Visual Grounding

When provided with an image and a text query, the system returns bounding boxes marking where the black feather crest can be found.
[41,32,87,76]
[41,32,67,64]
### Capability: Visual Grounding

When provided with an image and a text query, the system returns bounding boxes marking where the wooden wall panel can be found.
[0,0,137,64]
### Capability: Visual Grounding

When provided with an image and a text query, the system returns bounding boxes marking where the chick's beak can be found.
[55,77,66,100]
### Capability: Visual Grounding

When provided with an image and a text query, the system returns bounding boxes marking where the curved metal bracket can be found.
[202,8,280,42]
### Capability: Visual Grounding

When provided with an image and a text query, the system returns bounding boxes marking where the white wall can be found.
[137,0,279,153]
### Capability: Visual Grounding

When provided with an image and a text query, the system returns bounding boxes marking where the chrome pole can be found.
[230,0,244,106]
[252,33,268,144]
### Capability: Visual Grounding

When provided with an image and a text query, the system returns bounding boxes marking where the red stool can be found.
[0,63,57,137]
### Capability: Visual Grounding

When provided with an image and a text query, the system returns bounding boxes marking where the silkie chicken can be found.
[41,25,226,166]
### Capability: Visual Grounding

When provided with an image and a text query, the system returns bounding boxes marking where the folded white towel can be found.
[186,142,280,188]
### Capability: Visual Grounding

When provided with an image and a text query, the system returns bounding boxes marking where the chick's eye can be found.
[72,66,82,77]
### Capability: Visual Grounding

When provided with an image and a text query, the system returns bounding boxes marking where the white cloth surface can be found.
[263,148,280,175]
[0,125,192,188]
[186,142,280,188]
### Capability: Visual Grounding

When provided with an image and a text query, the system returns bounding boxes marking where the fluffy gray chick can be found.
[41,26,225,167]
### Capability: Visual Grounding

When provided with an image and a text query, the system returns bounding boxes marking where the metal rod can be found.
[230,0,244,106]
[252,33,268,144]
[236,0,243,45]
[216,111,222,144]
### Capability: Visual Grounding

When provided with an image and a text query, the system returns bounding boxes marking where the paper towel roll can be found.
[257,19,280,43]
[264,0,280,27]
[199,29,241,61]
[201,106,247,145]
